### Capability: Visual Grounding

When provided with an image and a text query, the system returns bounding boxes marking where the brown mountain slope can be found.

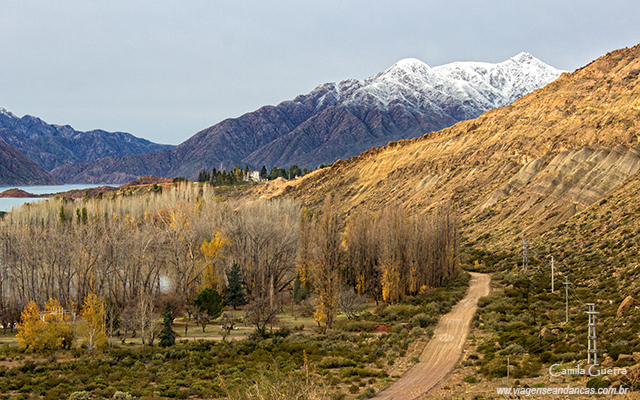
[0,139,59,186]
[256,44,640,251]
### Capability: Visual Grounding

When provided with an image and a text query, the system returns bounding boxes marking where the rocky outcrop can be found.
[617,296,636,319]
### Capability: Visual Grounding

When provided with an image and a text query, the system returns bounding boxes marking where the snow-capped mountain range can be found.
[52,53,563,184]
[313,52,563,121]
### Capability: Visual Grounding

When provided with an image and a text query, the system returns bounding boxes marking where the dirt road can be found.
[375,272,491,400]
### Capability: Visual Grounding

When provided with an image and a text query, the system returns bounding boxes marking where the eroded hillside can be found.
[256,45,640,253]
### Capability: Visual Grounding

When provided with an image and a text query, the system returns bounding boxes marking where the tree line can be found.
[0,183,458,344]
[197,164,309,184]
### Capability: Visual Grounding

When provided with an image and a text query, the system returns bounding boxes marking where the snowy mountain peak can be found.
[510,52,535,63]
[313,53,564,120]
[0,107,15,118]
[389,58,431,71]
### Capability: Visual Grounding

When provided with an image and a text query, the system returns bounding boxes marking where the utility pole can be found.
[551,256,555,293]
[522,239,529,272]
[564,276,569,323]
[586,303,599,365]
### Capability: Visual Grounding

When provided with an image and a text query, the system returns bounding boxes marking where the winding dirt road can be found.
[375,272,491,400]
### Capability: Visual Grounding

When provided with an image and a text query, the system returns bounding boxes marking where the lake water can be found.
[0,184,115,212]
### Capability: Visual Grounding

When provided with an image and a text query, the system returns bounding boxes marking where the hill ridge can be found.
[254,44,640,253]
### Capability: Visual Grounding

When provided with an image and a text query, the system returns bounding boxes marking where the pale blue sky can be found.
[1,1,639,145]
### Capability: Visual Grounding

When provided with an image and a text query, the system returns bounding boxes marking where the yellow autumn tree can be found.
[376,205,409,303]
[80,293,107,355]
[16,298,72,353]
[381,264,403,303]
[200,231,227,291]
[42,297,74,351]
[16,301,44,351]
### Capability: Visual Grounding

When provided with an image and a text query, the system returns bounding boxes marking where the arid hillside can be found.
[254,44,640,253]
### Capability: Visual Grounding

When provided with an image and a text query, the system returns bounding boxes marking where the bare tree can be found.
[245,294,283,334]
[337,285,366,319]
[103,298,120,349]
[219,313,234,341]
[223,199,300,301]
[119,304,138,344]
[136,293,159,347]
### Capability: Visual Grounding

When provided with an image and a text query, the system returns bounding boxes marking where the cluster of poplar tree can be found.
[300,198,459,329]
[0,183,458,334]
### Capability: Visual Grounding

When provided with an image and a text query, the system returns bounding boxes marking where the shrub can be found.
[586,377,610,389]
[380,304,423,322]
[391,324,404,335]
[424,328,434,339]
[319,356,357,369]
[411,313,436,328]
[360,387,376,398]
[335,320,377,332]
[68,392,91,400]
[423,302,443,314]
[339,367,386,379]
[558,352,579,363]
[462,375,478,384]
[274,326,291,338]
[539,352,554,363]
[477,297,492,308]
[348,384,359,394]
[44,386,68,400]
[410,327,424,337]
[503,344,525,355]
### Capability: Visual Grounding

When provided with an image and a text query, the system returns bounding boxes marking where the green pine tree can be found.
[159,303,176,347]
[224,263,247,310]
[193,288,224,332]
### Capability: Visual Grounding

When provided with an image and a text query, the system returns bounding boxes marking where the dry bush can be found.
[222,366,330,400]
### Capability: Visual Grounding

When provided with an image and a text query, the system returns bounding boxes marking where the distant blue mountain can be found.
[0,107,173,171]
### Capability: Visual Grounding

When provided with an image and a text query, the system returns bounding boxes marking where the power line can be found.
[570,287,586,308]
